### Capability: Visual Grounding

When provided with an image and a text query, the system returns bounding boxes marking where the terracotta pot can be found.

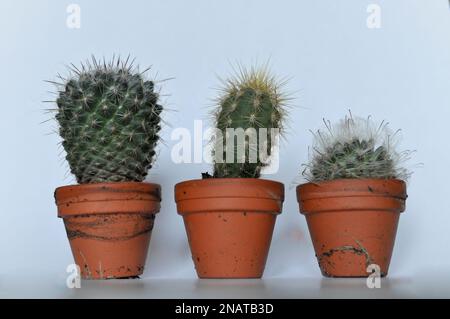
[55,182,161,279]
[297,178,407,278]
[175,178,284,279]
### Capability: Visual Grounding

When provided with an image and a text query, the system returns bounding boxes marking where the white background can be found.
[0,0,449,298]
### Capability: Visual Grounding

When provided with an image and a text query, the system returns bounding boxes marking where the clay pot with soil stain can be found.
[55,182,161,279]
[175,178,284,279]
[297,178,407,278]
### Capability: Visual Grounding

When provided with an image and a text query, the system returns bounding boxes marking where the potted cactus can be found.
[50,56,163,279]
[297,113,412,277]
[174,66,288,278]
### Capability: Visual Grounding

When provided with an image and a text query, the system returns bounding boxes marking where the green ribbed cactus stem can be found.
[212,66,288,178]
[53,56,163,183]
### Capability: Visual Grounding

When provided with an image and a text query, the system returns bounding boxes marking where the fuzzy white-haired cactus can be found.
[302,113,412,182]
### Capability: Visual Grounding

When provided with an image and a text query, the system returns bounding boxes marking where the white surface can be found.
[2,270,450,299]
[1,0,450,298]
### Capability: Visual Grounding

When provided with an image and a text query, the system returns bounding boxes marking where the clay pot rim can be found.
[175,177,284,199]
[55,181,161,218]
[175,177,283,187]
[175,178,284,215]
[297,178,407,215]
[297,178,406,198]
[55,181,161,196]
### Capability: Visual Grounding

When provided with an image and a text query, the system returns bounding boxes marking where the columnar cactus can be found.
[53,56,163,183]
[211,65,288,178]
[302,114,412,182]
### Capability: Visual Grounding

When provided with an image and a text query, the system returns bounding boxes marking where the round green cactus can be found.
[302,114,412,182]
[211,65,288,178]
[53,56,163,183]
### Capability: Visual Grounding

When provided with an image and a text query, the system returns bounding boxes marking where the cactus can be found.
[210,65,288,178]
[52,56,163,183]
[302,113,412,182]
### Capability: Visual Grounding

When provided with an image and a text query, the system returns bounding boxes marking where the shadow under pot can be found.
[297,178,407,278]
[55,182,161,279]
[175,178,284,279]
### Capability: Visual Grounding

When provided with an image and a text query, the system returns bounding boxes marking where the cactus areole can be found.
[54,56,162,184]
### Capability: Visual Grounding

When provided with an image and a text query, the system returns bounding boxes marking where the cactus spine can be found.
[53,56,163,183]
